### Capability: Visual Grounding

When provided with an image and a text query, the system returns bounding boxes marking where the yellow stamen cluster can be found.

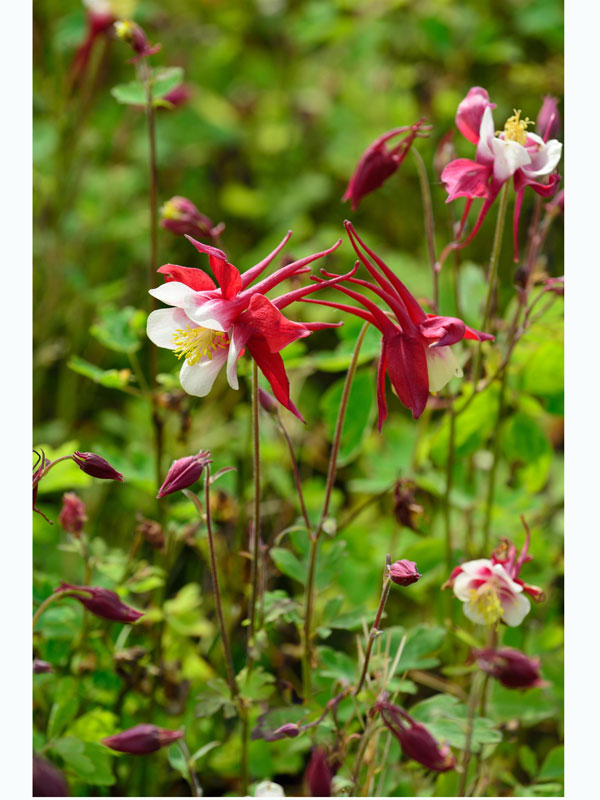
[172,327,228,365]
[468,583,503,625]
[502,109,532,145]
[160,199,182,221]
[114,19,135,43]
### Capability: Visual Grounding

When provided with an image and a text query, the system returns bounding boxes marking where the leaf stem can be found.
[177,739,202,798]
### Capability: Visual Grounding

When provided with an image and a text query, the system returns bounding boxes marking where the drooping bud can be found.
[160,196,225,242]
[160,84,192,111]
[33,659,54,674]
[102,723,184,754]
[252,717,301,742]
[56,583,144,623]
[376,699,455,772]
[33,755,69,796]
[388,559,422,587]
[536,95,561,141]
[157,450,212,498]
[304,748,333,797]
[58,492,87,536]
[474,647,548,690]
[258,387,277,414]
[72,451,124,481]
[114,20,160,60]
[255,781,286,797]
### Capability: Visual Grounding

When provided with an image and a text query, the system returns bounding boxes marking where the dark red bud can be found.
[377,702,455,772]
[58,492,87,536]
[56,583,144,623]
[102,724,184,754]
[114,20,158,58]
[33,755,69,796]
[160,84,192,110]
[157,450,212,498]
[388,559,422,586]
[475,647,548,690]
[305,748,334,797]
[72,451,124,481]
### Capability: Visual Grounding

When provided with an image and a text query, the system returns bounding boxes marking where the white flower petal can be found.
[226,325,250,391]
[526,138,563,178]
[183,295,246,333]
[462,600,488,626]
[149,281,197,308]
[457,559,494,577]
[179,350,228,397]
[491,138,531,182]
[501,592,531,627]
[426,346,463,393]
[453,571,475,602]
[476,106,495,162]
[491,562,524,593]
[255,781,285,797]
[146,308,193,349]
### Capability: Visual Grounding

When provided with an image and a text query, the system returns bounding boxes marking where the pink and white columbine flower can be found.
[440,87,562,262]
[147,233,348,420]
[446,559,531,627]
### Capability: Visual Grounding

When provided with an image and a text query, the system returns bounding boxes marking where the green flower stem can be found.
[481,367,508,553]
[443,399,457,576]
[458,669,485,797]
[248,362,262,650]
[354,556,392,696]
[411,149,438,311]
[302,322,369,701]
[176,740,202,798]
[32,592,63,630]
[33,454,74,488]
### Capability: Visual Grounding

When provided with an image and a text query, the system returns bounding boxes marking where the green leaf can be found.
[64,709,118,743]
[409,695,502,753]
[519,744,538,777]
[196,678,237,718]
[520,340,564,398]
[50,738,115,786]
[68,356,133,390]
[90,306,146,354]
[167,743,188,778]
[111,68,185,106]
[430,385,500,464]
[537,746,564,781]
[501,413,552,492]
[152,67,185,99]
[263,590,301,625]
[47,678,79,740]
[237,667,276,701]
[270,548,306,584]
[318,646,357,683]
[320,370,375,464]
[394,625,447,672]
[164,583,213,637]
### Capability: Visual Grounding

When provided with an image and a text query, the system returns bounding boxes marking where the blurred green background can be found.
[33,0,563,795]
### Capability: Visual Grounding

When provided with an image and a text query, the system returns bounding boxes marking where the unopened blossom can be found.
[157,450,212,498]
[306,222,493,425]
[114,19,160,61]
[305,748,334,797]
[160,83,191,111]
[147,232,350,420]
[255,781,286,797]
[33,659,53,674]
[56,583,144,623]
[160,196,225,242]
[72,451,124,481]
[33,755,69,797]
[388,559,422,586]
[536,95,561,141]
[102,724,183,754]
[441,87,562,262]
[343,119,432,209]
[474,647,547,690]
[375,698,455,772]
[58,492,87,536]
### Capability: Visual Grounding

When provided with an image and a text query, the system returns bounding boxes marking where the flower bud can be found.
[536,95,561,141]
[160,196,225,242]
[72,451,124,481]
[56,583,144,623]
[376,700,455,772]
[157,450,212,498]
[258,387,277,413]
[33,659,53,674]
[160,84,192,111]
[304,748,333,797]
[388,559,422,586]
[33,755,69,796]
[474,647,548,690]
[102,723,184,754]
[58,492,87,536]
[114,19,160,61]
[255,781,285,797]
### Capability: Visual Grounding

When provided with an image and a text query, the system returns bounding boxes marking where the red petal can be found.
[246,337,304,422]
[157,264,216,291]
[420,315,466,347]
[243,294,311,352]
[185,235,242,299]
[384,332,429,419]
[441,158,491,202]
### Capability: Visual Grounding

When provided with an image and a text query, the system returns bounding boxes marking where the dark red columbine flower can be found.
[102,724,184,754]
[157,450,212,498]
[305,748,335,797]
[342,119,432,210]
[160,196,225,243]
[55,583,144,623]
[388,559,422,586]
[58,492,87,536]
[72,451,124,481]
[474,647,548,690]
[33,754,69,796]
[375,698,455,772]
[306,222,493,427]
[114,19,161,61]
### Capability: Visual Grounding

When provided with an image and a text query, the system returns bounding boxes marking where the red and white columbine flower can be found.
[147,233,348,420]
[441,87,562,262]
[444,519,544,626]
[306,222,493,426]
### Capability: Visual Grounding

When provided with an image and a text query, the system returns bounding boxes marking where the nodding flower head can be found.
[55,583,144,623]
[72,451,124,481]
[157,450,212,498]
[160,196,225,242]
[474,647,548,690]
[58,492,87,536]
[114,19,160,60]
[102,724,183,754]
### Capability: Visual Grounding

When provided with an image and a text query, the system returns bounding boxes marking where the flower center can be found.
[468,582,503,625]
[160,199,182,220]
[502,109,531,145]
[172,327,228,365]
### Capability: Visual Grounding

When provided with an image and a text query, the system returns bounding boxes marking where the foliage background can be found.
[33,0,564,796]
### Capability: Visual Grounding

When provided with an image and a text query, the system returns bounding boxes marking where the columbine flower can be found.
[388,559,422,586]
[157,450,212,498]
[342,119,432,210]
[375,697,455,772]
[146,233,349,420]
[160,196,224,242]
[114,19,160,61]
[55,583,144,623]
[474,647,547,690]
[72,451,124,481]
[444,559,531,626]
[102,724,183,754]
[306,222,493,426]
[441,87,562,262]
[58,492,87,536]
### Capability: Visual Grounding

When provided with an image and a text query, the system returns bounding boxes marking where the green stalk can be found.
[354,556,392,695]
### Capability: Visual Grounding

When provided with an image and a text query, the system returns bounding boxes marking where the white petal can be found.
[149,281,197,308]
[526,139,563,178]
[491,138,531,182]
[226,325,250,391]
[453,571,475,602]
[255,782,285,797]
[462,600,488,626]
[147,308,193,349]
[491,563,524,593]
[476,106,495,162]
[426,346,463,393]
[501,592,531,627]
[460,558,495,577]
[179,349,228,397]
